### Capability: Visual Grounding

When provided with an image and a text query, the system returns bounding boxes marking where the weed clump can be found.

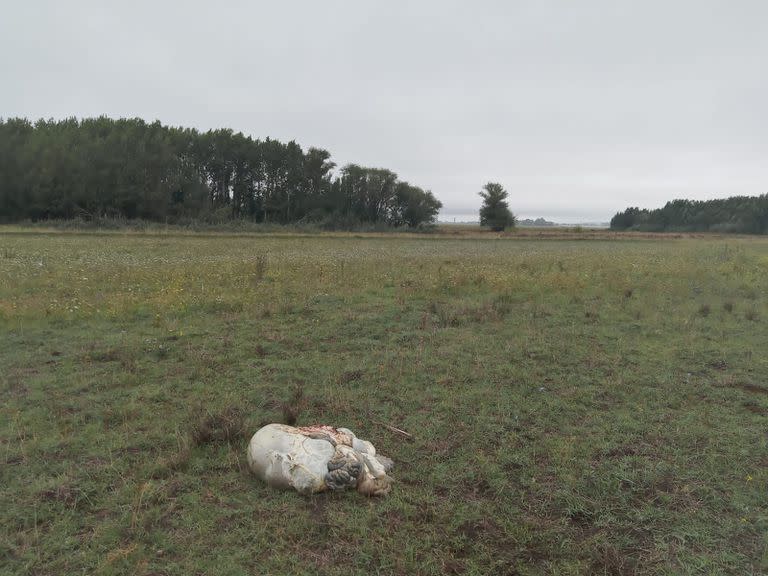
[253,255,268,283]
[191,406,246,446]
[435,303,461,328]
[491,292,514,317]
[39,482,80,507]
[698,303,711,317]
[338,369,364,385]
[281,384,306,426]
[584,309,599,322]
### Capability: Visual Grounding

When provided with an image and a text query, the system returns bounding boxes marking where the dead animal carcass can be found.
[247,424,394,496]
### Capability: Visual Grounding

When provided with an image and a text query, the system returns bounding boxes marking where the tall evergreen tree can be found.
[479,182,515,231]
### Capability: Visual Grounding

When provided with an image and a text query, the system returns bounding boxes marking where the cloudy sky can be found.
[2,1,766,222]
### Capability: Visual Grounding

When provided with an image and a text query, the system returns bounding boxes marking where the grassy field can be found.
[1,228,767,575]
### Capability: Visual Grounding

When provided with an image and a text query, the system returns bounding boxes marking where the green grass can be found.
[1,229,767,575]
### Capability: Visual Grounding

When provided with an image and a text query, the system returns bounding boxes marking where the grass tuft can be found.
[281,383,306,426]
[191,406,247,446]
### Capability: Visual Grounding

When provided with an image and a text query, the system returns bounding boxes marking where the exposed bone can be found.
[371,420,413,438]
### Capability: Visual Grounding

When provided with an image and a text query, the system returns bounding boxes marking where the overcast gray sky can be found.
[2,1,766,222]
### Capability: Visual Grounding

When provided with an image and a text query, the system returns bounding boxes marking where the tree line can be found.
[0,117,442,227]
[610,195,768,234]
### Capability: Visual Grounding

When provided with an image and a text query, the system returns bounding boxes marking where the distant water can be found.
[438,212,609,226]
[438,213,479,223]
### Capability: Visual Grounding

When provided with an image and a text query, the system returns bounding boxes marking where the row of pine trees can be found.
[0,117,442,227]
[610,196,768,234]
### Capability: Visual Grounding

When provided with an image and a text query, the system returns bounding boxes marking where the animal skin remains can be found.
[247,424,394,496]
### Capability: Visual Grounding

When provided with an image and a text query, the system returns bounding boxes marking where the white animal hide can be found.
[247,424,393,496]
